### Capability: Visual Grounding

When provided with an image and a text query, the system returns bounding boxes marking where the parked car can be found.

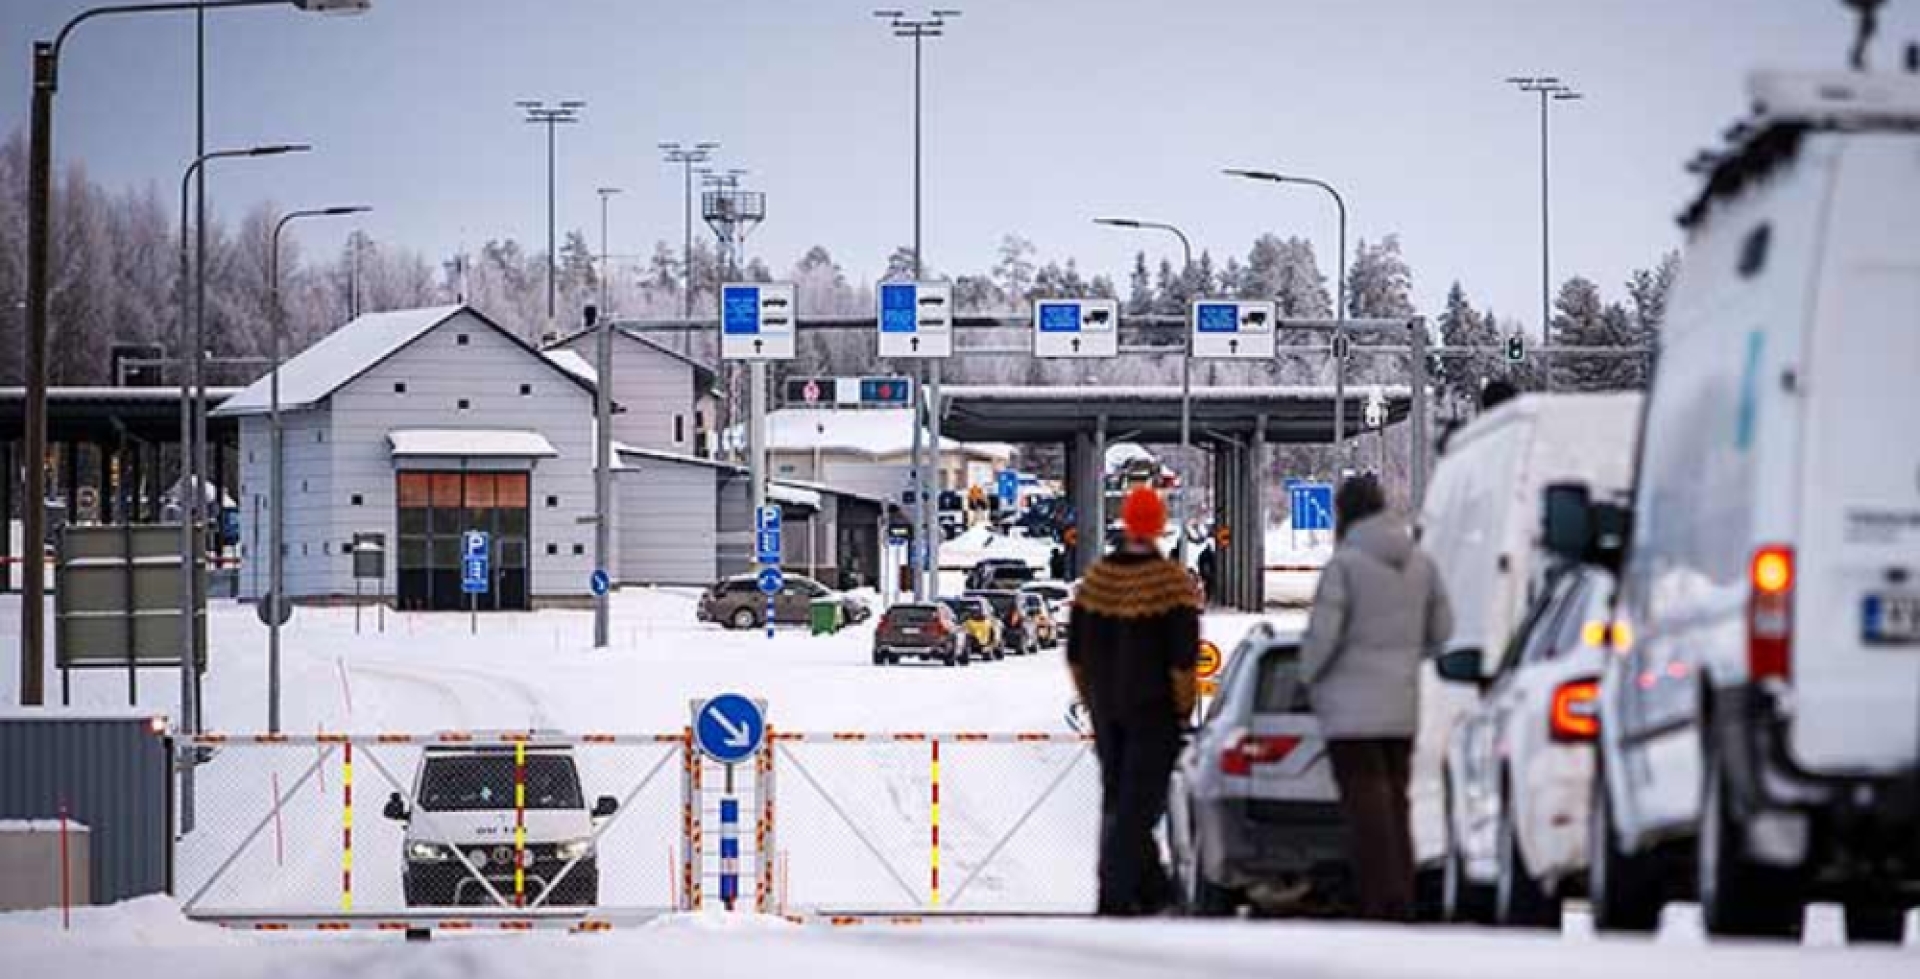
[966,558,1036,591]
[1435,559,1617,926]
[873,602,966,666]
[940,596,1004,660]
[697,573,869,630]
[1590,69,1920,942]
[1168,621,1345,915]
[1019,591,1059,649]
[1019,581,1073,636]
[384,738,618,907]
[969,590,1038,655]
[1411,391,1640,896]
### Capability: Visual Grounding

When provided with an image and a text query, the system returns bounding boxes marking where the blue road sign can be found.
[461,530,490,594]
[858,377,912,405]
[695,693,766,765]
[879,283,918,333]
[997,469,1020,505]
[589,569,611,597]
[1038,302,1081,333]
[758,567,785,595]
[756,505,782,533]
[722,285,761,335]
[1196,302,1241,333]
[756,530,782,563]
[1290,483,1334,532]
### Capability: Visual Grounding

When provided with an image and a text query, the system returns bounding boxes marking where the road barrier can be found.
[172,726,1098,931]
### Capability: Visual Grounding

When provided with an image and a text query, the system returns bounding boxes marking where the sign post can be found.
[722,282,798,578]
[1032,298,1119,359]
[756,505,782,640]
[877,281,952,601]
[1195,640,1223,722]
[462,530,490,636]
[693,692,767,913]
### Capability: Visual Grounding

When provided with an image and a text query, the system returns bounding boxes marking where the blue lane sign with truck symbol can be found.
[462,530,490,594]
[1190,298,1277,359]
[1033,298,1118,358]
[695,693,766,765]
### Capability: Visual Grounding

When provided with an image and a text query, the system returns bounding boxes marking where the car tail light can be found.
[1748,544,1793,682]
[1549,679,1600,742]
[1219,732,1302,776]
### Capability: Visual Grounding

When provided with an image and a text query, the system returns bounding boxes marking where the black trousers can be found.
[1327,738,1416,921]
[1093,715,1180,915]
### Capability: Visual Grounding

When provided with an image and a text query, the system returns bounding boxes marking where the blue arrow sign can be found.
[589,569,611,597]
[695,693,765,765]
[1290,483,1334,532]
[758,566,785,595]
[722,285,761,335]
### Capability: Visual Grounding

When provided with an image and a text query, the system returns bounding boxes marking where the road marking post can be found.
[930,738,941,908]
[719,794,740,911]
[514,739,527,908]
[341,741,353,912]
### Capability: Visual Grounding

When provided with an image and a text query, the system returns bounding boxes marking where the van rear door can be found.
[1789,134,1920,774]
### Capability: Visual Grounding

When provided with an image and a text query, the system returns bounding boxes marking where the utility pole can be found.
[874,6,961,599]
[1507,76,1583,388]
[518,99,585,339]
[659,141,718,352]
[591,304,611,649]
[596,186,620,316]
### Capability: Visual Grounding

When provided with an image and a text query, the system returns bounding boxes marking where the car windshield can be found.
[974,593,1018,617]
[418,754,584,812]
[1253,645,1310,713]
[940,599,981,619]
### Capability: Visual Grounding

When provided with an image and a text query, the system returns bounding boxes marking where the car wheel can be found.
[729,607,758,631]
[1698,745,1803,939]
[1494,781,1558,928]
[1587,759,1662,933]
[872,650,886,666]
[1183,835,1239,917]
[1442,784,1493,924]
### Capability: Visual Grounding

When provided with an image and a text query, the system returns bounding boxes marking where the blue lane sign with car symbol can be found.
[758,567,784,595]
[461,530,490,594]
[695,693,765,765]
[589,569,611,597]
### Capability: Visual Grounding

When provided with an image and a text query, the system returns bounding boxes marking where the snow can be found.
[763,408,1009,461]
[213,305,464,416]
[766,483,822,510]
[945,383,1414,402]
[542,349,597,386]
[387,430,559,459]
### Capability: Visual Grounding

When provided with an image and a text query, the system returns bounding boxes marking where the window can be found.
[572,543,585,556]
[520,383,533,396]
[301,543,308,557]
[458,398,471,411]
[546,495,558,508]
[351,493,364,507]
[394,381,407,394]
[316,430,325,443]
[1738,223,1770,278]
[546,543,558,556]
[302,479,309,493]
[323,542,331,556]
[456,333,470,346]
[675,415,686,444]
[248,450,254,464]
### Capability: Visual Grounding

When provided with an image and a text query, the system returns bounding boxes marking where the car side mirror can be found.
[383,792,409,822]
[1435,647,1485,685]
[592,795,619,819]
[1541,483,1593,562]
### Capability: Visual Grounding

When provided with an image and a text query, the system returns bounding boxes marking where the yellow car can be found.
[940,597,1005,660]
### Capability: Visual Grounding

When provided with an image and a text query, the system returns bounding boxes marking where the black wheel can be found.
[1587,761,1662,932]
[1182,835,1240,917]
[1442,784,1494,924]
[872,650,885,666]
[1494,783,1558,928]
[1698,746,1803,939]
[944,648,958,667]
[729,607,758,631]
[1844,901,1908,944]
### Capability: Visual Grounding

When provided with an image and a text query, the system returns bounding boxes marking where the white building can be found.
[763,407,1014,504]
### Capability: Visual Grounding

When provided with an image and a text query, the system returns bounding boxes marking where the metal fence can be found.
[171,727,1097,930]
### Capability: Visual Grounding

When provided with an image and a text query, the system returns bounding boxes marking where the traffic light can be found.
[1505,332,1526,364]
[1332,331,1351,361]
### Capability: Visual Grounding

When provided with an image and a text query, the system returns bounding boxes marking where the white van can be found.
[1411,393,1640,884]
[1590,69,1920,942]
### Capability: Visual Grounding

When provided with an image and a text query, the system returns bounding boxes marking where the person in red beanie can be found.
[1067,485,1202,915]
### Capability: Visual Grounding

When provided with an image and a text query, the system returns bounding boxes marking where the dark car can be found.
[873,602,966,666]
[697,573,871,630]
[967,589,1039,656]
[965,558,1036,592]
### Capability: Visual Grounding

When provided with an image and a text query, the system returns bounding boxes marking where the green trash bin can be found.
[809,597,844,636]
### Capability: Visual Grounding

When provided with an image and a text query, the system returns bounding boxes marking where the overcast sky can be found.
[7,0,1915,322]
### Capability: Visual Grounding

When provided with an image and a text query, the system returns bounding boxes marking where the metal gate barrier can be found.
[172,727,1096,930]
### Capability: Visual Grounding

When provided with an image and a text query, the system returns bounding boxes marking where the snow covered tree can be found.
[1126,250,1152,315]
[991,235,1037,305]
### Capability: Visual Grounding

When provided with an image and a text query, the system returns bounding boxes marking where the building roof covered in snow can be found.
[388,429,559,459]
[762,408,1014,461]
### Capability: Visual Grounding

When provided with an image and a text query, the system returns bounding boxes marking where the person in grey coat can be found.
[1301,474,1453,921]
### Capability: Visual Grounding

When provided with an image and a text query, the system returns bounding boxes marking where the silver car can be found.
[1167,622,1347,915]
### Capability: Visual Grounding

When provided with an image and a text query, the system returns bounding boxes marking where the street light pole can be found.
[875,7,960,600]
[1093,217,1193,564]
[518,99,585,338]
[15,0,368,707]
[659,141,718,350]
[1223,168,1348,473]
[595,186,620,317]
[1507,76,1583,380]
[267,204,368,733]
[178,143,308,736]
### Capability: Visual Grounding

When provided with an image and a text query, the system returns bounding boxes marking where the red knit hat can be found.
[1120,486,1167,542]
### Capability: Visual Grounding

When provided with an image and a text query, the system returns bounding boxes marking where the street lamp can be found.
[659,140,719,335]
[874,7,961,600]
[16,0,369,707]
[267,204,368,733]
[1506,76,1584,356]
[176,142,309,734]
[1093,216,1198,563]
[1223,167,1351,472]
[518,99,586,335]
[595,187,621,316]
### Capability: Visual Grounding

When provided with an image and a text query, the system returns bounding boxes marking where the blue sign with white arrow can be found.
[758,566,784,595]
[589,568,611,597]
[1289,482,1334,532]
[695,693,765,764]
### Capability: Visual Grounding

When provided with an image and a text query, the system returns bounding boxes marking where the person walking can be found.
[1301,474,1452,921]
[1067,486,1202,916]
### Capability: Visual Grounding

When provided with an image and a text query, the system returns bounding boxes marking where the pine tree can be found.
[991,234,1037,305]
[1126,250,1152,315]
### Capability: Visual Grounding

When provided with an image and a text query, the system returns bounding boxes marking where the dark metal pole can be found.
[268,218,285,733]
[546,117,557,332]
[20,43,54,704]
[683,157,694,328]
[192,7,208,732]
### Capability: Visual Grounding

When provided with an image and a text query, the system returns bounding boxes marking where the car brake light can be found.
[1748,544,1793,682]
[1549,679,1600,741]
[1219,732,1302,776]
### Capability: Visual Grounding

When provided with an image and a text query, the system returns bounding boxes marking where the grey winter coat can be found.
[1301,514,1453,740]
